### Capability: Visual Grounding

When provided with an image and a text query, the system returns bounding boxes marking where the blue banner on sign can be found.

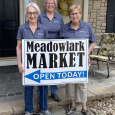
[24,70,87,83]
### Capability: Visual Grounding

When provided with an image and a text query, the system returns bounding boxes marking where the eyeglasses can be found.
[46,2,54,5]
[70,12,80,16]
[26,12,38,17]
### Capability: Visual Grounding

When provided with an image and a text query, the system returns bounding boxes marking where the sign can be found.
[22,39,88,85]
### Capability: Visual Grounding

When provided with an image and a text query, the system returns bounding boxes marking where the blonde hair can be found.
[43,0,57,8]
[69,5,82,15]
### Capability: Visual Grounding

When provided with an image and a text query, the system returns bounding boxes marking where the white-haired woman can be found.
[60,5,96,115]
[16,2,53,115]
[37,0,64,102]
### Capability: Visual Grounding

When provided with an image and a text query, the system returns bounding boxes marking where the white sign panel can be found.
[22,39,88,85]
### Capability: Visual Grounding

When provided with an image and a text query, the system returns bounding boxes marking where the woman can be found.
[60,5,96,115]
[16,2,53,115]
[37,0,64,102]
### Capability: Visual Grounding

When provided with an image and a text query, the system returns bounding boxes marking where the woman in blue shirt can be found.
[37,0,64,102]
[60,5,96,115]
[16,2,53,115]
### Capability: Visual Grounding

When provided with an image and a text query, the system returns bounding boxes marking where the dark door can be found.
[0,0,19,57]
[106,0,115,33]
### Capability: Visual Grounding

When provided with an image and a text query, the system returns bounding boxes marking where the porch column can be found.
[83,0,89,22]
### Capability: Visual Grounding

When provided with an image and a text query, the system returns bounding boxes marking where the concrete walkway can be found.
[0,61,115,115]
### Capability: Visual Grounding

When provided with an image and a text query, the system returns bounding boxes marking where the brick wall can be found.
[88,0,107,35]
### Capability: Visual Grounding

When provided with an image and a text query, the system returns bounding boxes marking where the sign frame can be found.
[22,39,88,86]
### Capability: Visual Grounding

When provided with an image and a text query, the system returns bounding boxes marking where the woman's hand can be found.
[88,56,90,64]
[18,63,25,74]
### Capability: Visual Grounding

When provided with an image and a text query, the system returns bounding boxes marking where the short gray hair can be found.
[43,0,57,8]
[25,2,41,15]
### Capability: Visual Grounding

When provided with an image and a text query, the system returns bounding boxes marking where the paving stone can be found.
[108,81,115,85]
[90,81,99,84]
[76,105,82,112]
[87,84,99,89]
[59,84,66,88]
[52,108,65,115]
[47,96,58,109]
[4,82,16,89]
[87,91,96,101]
[88,78,99,82]
[15,79,22,84]
[48,90,51,97]
[58,93,69,106]
[0,83,6,89]
[15,92,23,95]
[9,74,21,79]
[60,88,65,93]
[0,95,23,103]
[0,73,10,78]
[105,86,115,96]
[87,85,92,89]
[52,105,65,111]
[8,93,15,97]
[0,65,18,73]
[9,100,25,114]
[0,95,7,98]
[71,112,79,115]
[57,88,63,94]
[4,89,17,94]
[33,92,38,99]
[0,97,5,103]
[88,87,112,99]
[0,89,6,95]
[110,77,115,81]
[33,98,39,112]
[98,80,107,83]
[9,72,21,78]
[34,89,37,93]
[0,103,13,115]
[77,113,84,115]
[48,85,50,90]
[97,83,113,87]
[94,75,107,80]
[21,88,24,93]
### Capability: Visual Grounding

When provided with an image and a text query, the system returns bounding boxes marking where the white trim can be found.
[0,57,17,66]
[0,59,17,66]
[83,0,89,22]
[19,0,25,25]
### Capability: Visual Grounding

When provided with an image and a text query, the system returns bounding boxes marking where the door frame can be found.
[106,0,115,33]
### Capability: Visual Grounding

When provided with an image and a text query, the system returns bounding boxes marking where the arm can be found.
[16,39,24,74]
[88,23,96,63]
[88,42,96,54]
[16,25,25,74]
[88,42,96,63]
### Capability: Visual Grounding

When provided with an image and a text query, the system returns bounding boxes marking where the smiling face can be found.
[27,6,39,23]
[45,0,55,12]
[69,8,82,23]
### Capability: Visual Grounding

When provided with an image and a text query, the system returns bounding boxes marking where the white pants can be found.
[65,65,89,103]
[66,83,87,102]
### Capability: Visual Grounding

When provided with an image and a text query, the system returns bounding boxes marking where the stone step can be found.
[0,85,115,115]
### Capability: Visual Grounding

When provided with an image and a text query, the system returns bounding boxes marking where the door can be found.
[0,0,19,57]
[106,0,115,33]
